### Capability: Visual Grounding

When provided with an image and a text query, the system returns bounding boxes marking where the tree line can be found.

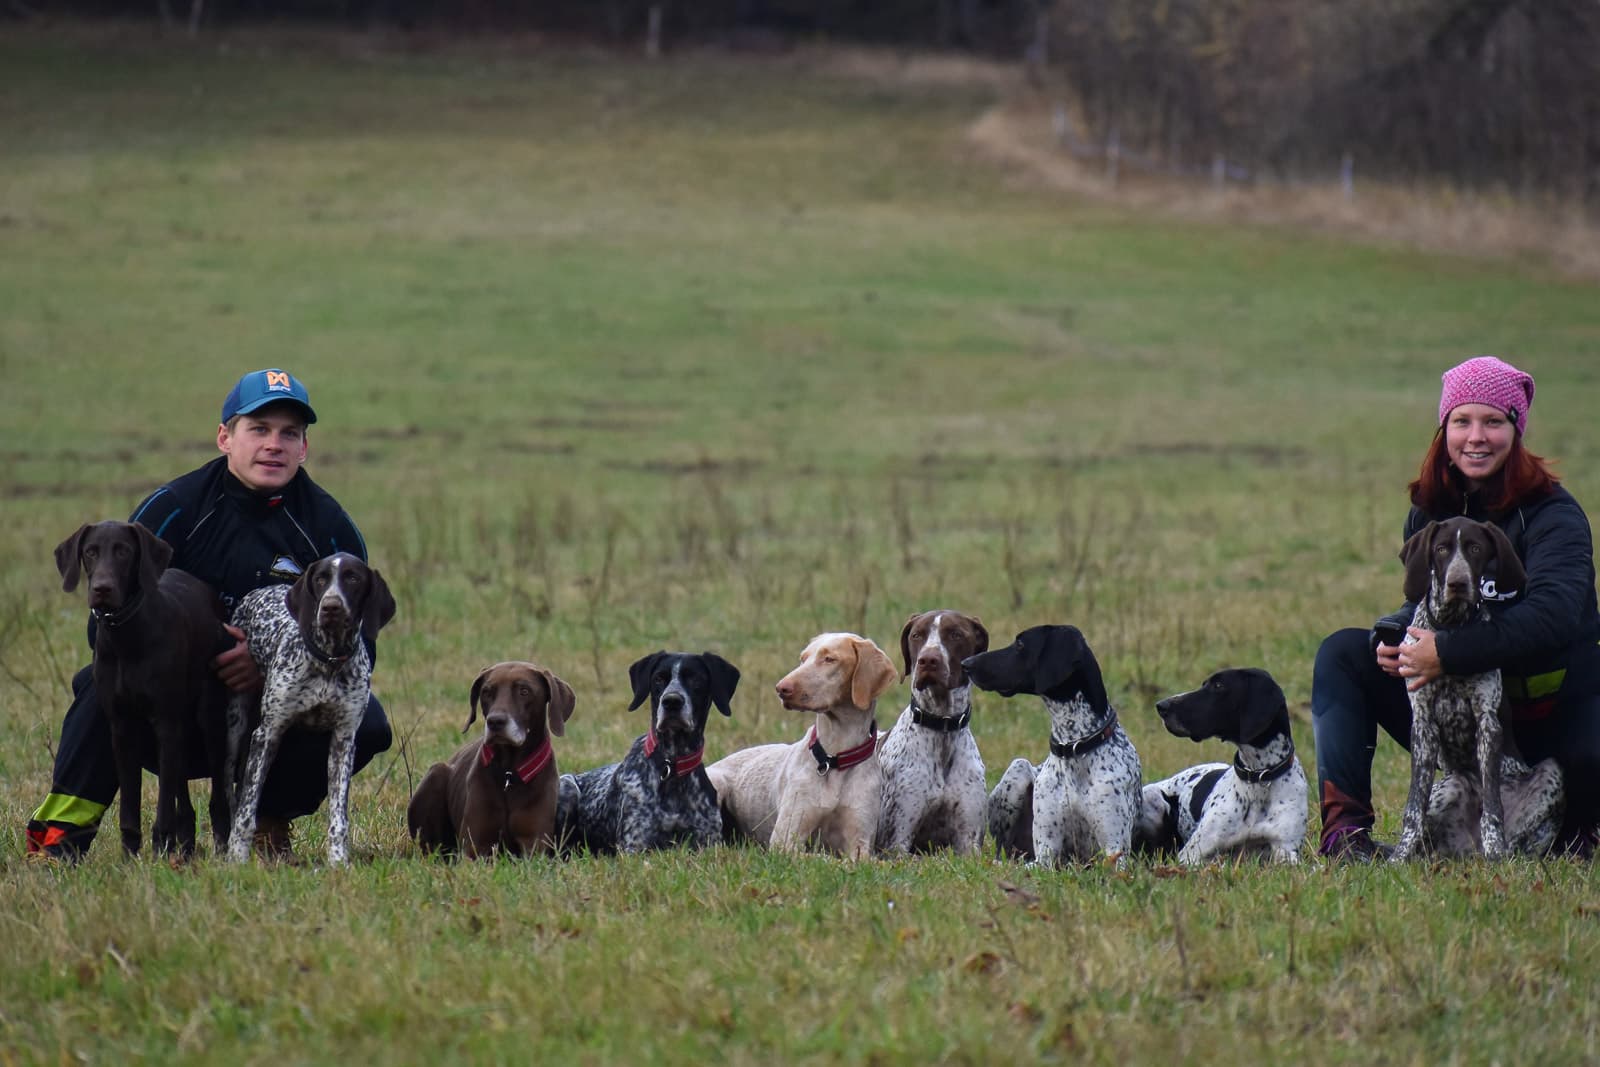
[15,0,1599,204]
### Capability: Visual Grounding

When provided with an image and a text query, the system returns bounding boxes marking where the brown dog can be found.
[56,521,232,860]
[407,661,575,858]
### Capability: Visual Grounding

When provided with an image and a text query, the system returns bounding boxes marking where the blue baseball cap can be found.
[221,368,317,425]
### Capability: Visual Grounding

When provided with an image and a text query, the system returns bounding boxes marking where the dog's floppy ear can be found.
[897,614,920,681]
[700,652,740,717]
[286,565,316,627]
[55,525,91,592]
[361,565,397,636]
[1482,522,1526,600]
[465,666,494,731]
[848,638,899,711]
[132,522,172,600]
[1238,669,1287,744]
[1400,522,1439,605]
[627,651,667,711]
[538,667,577,737]
[1032,626,1087,693]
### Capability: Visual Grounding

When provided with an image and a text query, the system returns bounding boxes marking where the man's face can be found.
[217,407,309,493]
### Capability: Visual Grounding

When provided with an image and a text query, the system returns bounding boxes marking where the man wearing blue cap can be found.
[27,369,394,861]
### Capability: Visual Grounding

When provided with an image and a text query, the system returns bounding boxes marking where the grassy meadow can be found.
[3,26,1600,1065]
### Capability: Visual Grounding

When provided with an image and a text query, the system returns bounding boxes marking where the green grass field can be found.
[2,26,1599,1065]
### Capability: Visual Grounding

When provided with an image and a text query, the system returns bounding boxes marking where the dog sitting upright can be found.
[556,651,738,855]
[708,633,898,860]
[1390,516,1562,861]
[964,625,1142,867]
[876,610,989,855]
[1135,668,1308,865]
[407,661,575,859]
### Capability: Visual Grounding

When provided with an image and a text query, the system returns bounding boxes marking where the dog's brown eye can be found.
[516,684,530,698]
[911,629,924,641]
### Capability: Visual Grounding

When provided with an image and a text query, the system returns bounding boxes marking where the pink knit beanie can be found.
[1438,356,1535,436]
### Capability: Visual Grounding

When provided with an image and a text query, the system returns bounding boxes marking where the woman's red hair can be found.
[1409,428,1560,514]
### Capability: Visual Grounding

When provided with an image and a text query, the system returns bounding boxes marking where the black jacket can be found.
[1377,484,1600,683]
[129,456,367,612]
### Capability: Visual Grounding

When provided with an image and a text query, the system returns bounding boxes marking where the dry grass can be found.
[967,92,1600,282]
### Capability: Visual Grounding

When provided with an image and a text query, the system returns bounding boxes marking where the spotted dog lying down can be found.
[556,651,739,855]
[1135,668,1308,865]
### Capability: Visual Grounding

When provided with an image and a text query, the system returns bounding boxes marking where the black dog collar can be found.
[910,697,970,733]
[1233,748,1296,783]
[306,625,362,667]
[1049,711,1118,759]
[90,588,146,630]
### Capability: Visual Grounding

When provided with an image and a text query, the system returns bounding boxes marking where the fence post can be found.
[1340,152,1355,201]
[1106,125,1120,186]
[1212,153,1225,189]
[646,4,663,58]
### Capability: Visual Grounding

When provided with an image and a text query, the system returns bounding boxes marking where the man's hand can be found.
[213,624,262,693]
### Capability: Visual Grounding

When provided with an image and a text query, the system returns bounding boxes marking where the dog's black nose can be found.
[661,693,685,713]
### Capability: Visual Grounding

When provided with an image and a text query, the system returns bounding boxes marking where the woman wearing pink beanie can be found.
[1312,355,1600,861]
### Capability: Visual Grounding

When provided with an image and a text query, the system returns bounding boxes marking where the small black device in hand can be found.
[1373,622,1409,648]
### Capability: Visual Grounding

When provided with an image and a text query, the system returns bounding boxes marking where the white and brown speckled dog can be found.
[1390,517,1562,861]
[227,553,395,866]
[707,633,898,860]
[965,625,1142,868]
[876,610,989,855]
[1135,668,1308,865]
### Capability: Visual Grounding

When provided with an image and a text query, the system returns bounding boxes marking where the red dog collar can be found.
[808,721,878,776]
[481,736,553,789]
[643,730,705,781]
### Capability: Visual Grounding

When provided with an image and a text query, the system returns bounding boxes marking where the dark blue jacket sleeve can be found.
[1436,494,1598,675]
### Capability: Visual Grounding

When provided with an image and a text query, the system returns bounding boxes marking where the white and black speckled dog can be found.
[555,651,738,855]
[876,610,990,855]
[965,625,1142,867]
[226,553,395,866]
[1390,517,1559,861]
[1135,668,1308,865]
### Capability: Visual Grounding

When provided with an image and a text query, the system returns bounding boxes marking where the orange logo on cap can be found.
[265,371,291,391]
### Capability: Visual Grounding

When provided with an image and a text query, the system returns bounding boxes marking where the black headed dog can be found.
[556,651,738,854]
[963,625,1142,866]
[1135,668,1308,864]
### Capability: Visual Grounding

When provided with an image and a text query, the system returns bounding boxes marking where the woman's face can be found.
[1445,403,1516,488]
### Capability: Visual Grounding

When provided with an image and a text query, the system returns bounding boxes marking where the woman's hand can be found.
[1396,627,1443,692]
[212,624,262,693]
[1375,639,1405,678]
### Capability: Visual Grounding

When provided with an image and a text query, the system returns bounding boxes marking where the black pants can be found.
[1311,627,1600,853]
[26,664,393,858]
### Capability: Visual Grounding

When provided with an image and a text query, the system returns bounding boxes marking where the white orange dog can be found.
[707,633,898,860]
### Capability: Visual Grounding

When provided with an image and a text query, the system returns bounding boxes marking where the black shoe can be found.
[1323,827,1393,864]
